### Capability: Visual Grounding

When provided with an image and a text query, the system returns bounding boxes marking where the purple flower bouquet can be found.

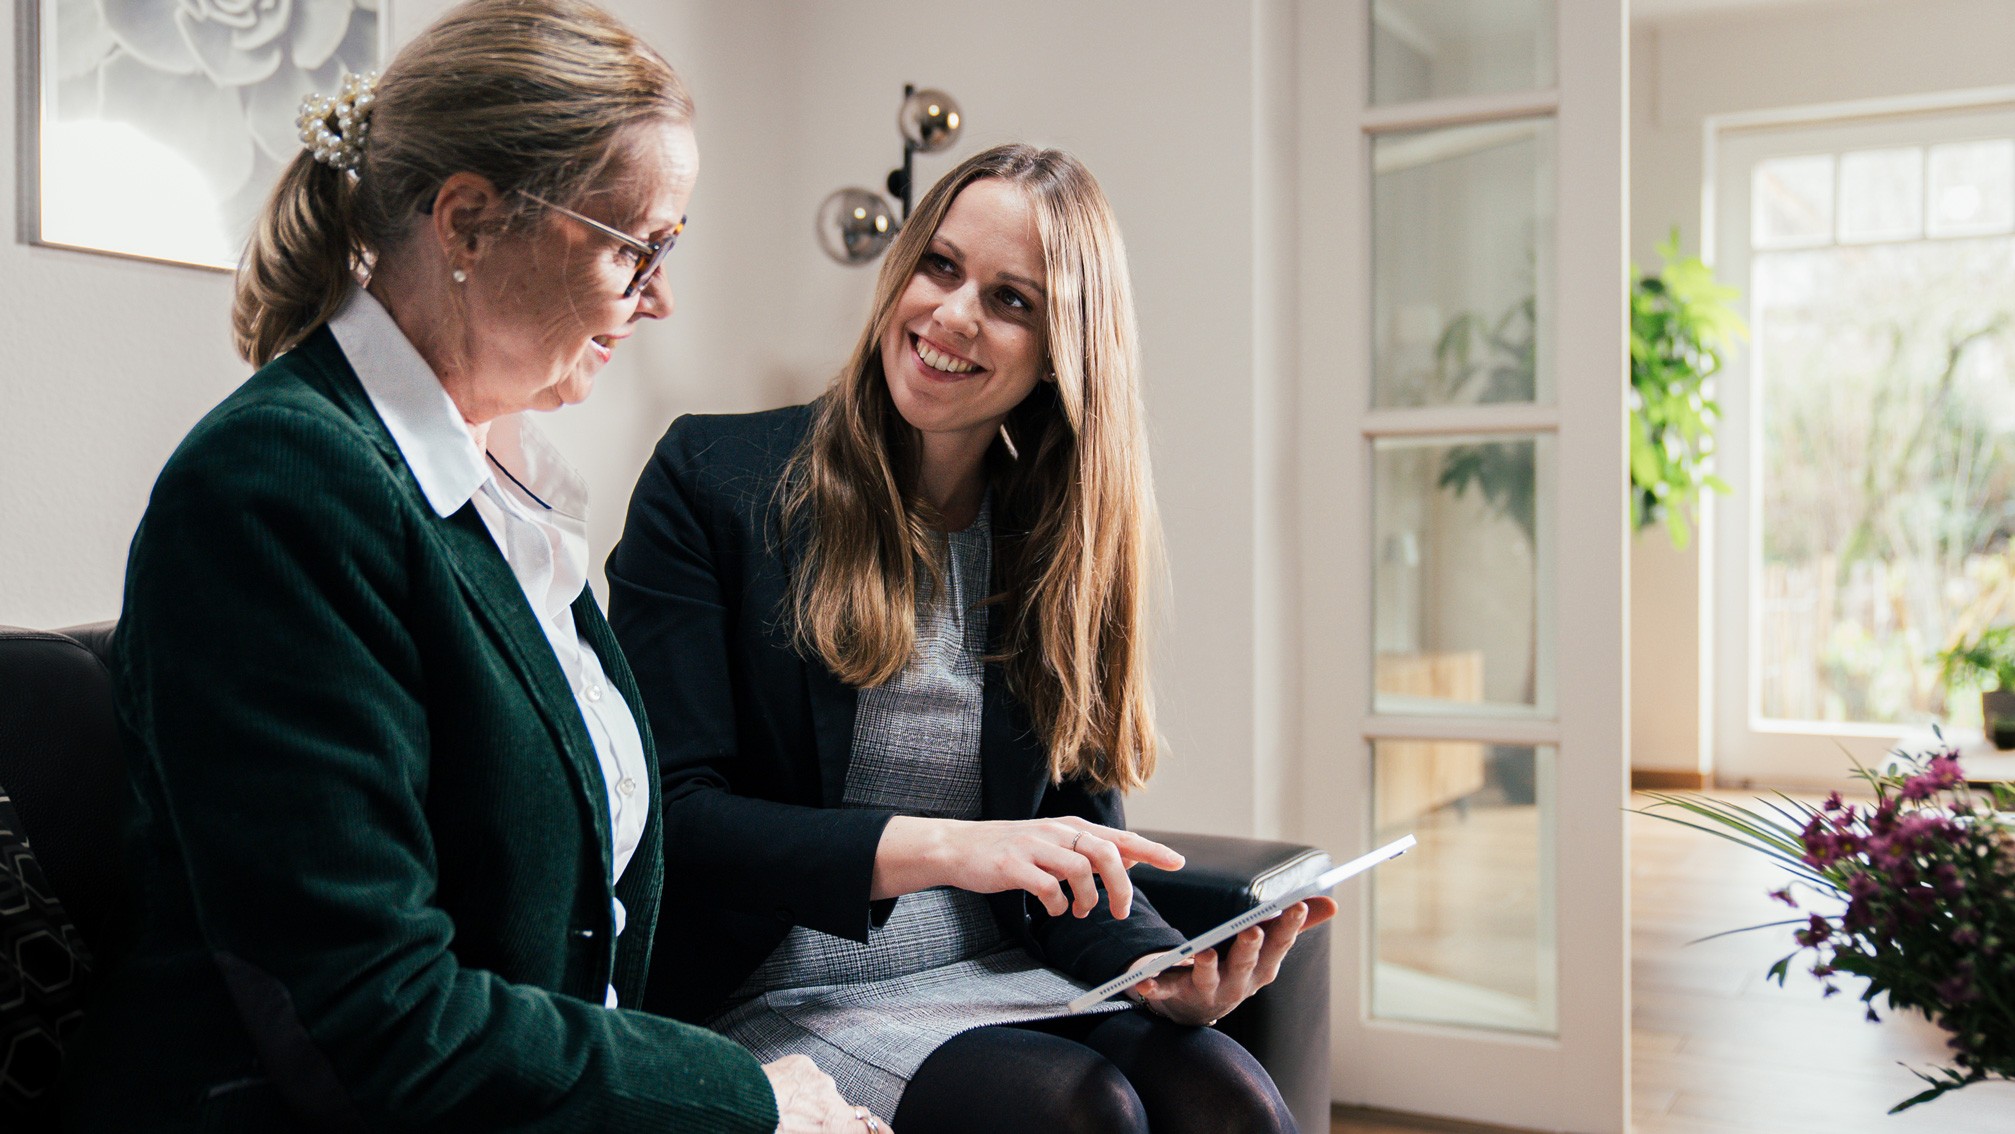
[1639,748,2015,1111]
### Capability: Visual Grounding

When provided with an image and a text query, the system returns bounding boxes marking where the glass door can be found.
[1297,2,1628,1128]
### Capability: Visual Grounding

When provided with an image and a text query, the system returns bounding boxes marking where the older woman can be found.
[608,144,1332,1134]
[68,2,878,1131]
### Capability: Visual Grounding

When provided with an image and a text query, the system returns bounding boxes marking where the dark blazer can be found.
[605,404,1185,1024]
[71,329,775,1133]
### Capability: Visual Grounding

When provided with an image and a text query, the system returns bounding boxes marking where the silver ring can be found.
[853,1107,867,1120]
[865,1119,882,1133]
[1070,832,1084,854]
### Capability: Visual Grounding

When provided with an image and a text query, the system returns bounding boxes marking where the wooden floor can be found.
[1331,791,2015,1133]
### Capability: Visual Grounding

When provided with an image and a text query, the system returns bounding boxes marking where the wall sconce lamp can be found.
[817,84,964,265]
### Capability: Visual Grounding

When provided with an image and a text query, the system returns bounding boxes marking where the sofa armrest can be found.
[1130,830,1331,1134]
[0,623,131,958]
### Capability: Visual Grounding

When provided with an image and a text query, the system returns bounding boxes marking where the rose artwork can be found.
[43,0,381,266]
[1640,747,2015,1112]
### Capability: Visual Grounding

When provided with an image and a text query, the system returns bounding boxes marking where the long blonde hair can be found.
[782,144,1160,794]
[232,0,692,366]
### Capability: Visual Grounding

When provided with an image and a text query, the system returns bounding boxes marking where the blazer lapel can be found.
[575,593,664,997]
[293,332,614,867]
[978,554,1047,819]
[434,507,613,866]
[979,660,1048,819]
[803,640,859,809]
[776,508,860,808]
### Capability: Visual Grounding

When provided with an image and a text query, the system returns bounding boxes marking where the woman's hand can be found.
[872,816,1185,919]
[1127,897,1338,1025]
[763,1055,893,1133]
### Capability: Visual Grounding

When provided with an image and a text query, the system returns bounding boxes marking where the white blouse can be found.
[330,288,650,1009]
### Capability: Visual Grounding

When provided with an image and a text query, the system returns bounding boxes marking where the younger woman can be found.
[610,144,1331,1133]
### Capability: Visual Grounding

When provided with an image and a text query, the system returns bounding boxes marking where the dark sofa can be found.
[0,622,1331,1132]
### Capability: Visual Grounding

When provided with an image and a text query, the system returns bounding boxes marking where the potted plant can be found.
[1937,626,2015,749]
[1639,748,2015,1112]
[1630,232,1747,548]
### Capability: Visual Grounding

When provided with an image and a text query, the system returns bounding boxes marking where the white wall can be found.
[1,5,245,629]
[1628,0,2015,776]
[3,0,1298,837]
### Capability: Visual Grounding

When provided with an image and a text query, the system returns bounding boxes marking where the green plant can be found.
[1937,626,2015,693]
[1631,231,1747,548]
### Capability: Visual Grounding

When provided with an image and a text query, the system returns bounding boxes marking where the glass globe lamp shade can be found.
[817,188,899,264]
[898,89,963,153]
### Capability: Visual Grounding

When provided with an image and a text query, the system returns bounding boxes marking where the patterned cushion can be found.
[0,785,93,1122]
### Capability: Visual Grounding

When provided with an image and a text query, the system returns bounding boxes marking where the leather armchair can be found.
[1132,830,1332,1133]
[0,623,1332,1133]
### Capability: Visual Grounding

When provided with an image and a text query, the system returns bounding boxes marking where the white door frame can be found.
[1295,2,1629,1129]
[1707,91,2015,788]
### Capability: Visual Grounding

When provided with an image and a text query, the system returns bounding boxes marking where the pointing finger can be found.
[1108,829,1185,871]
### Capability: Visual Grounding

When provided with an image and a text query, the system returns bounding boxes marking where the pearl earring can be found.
[451,268,468,284]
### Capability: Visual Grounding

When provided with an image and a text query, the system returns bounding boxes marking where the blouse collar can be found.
[328,287,587,522]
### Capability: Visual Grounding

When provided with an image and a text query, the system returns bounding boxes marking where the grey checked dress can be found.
[708,502,1125,1117]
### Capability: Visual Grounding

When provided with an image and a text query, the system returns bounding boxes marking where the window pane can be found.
[1928,139,2015,238]
[1752,239,2015,726]
[1370,0,1555,106]
[1373,119,1554,408]
[1837,147,1924,244]
[1372,741,1556,1035]
[1374,435,1553,715]
[1752,154,1835,250]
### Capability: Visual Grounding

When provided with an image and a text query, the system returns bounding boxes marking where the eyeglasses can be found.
[519,191,685,299]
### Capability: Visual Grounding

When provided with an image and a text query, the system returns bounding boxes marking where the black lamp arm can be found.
[887,82,918,221]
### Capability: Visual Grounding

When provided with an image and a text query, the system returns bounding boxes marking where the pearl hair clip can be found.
[297,70,381,172]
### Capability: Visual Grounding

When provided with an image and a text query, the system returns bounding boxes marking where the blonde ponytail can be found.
[233,154,362,367]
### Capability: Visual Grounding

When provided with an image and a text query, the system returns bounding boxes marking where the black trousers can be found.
[891,1009,1298,1134]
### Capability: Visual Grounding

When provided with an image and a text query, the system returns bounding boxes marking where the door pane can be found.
[1371,0,1555,106]
[1374,435,1554,715]
[1371,740,1557,1035]
[1373,120,1554,407]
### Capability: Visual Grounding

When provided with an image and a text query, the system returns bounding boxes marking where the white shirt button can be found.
[586,682,604,702]
[617,777,637,797]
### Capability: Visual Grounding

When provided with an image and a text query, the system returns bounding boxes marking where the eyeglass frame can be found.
[518,190,685,299]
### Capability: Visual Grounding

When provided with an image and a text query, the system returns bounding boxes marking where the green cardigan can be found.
[68,328,777,1132]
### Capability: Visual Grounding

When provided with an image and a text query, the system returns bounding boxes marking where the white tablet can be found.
[1066,833,1417,1014]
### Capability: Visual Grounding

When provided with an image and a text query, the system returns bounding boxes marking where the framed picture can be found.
[23,0,387,271]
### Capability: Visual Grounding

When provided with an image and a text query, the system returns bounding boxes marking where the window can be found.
[1713,102,2015,781]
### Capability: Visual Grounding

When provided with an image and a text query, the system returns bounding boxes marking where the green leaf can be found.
[1766,953,1794,985]
[1665,506,1691,549]
[1690,918,1808,946]
[1889,1066,1985,1113]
